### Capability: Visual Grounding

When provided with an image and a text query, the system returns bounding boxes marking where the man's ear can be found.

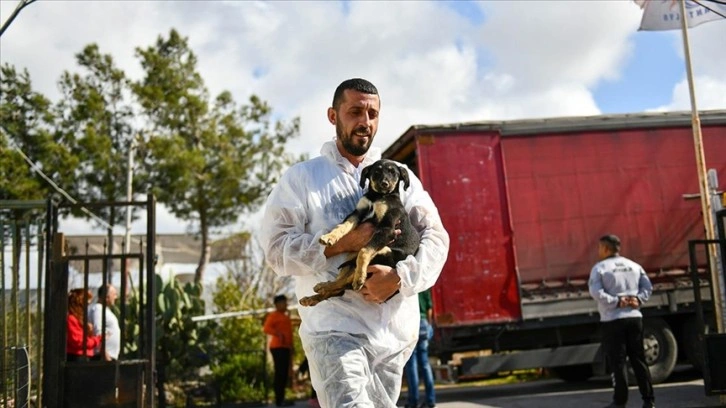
[360,166,371,189]
[399,166,410,190]
[327,107,336,125]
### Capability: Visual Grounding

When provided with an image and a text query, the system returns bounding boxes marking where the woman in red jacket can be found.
[66,288,101,361]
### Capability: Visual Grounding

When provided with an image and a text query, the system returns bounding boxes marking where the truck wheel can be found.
[551,364,594,382]
[629,318,677,384]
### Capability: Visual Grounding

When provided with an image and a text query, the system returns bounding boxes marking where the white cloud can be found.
[655,19,726,111]
[0,1,632,156]
[2,0,723,234]
[477,1,641,90]
[680,13,726,81]
[653,75,726,112]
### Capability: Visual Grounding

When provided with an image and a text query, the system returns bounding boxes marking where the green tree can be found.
[133,29,300,283]
[55,44,139,224]
[0,64,76,200]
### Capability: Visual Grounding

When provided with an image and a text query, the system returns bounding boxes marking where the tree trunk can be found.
[195,213,210,284]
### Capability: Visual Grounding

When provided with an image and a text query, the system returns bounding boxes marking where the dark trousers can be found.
[270,347,291,405]
[601,317,654,406]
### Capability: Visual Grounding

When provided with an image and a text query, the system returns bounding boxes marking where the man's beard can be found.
[337,122,373,156]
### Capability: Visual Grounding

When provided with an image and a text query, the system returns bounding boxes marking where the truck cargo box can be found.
[384,111,726,328]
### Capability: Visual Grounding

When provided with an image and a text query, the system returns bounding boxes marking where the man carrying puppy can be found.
[260,78,449,408]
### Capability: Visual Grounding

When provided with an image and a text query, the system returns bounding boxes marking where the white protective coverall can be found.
[261,140,449,408]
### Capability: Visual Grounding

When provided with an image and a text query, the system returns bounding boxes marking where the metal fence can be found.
[689,208,726,396]
[1,200,47,408]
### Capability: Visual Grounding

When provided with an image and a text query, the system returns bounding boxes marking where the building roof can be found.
[65,232,250,273]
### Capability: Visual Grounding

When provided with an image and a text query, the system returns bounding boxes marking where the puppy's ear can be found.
[360,165,371,189]
[399,166,410,190]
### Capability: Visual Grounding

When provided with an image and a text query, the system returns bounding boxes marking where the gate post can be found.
[42,233,68,408]
[146,195,156,408]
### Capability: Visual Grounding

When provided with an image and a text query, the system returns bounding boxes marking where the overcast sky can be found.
[1,0,725,236]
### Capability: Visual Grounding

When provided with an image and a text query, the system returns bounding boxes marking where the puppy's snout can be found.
[381,180,390,189]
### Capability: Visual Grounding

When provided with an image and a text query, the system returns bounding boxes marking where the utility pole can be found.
[123,137,136,296]
[678,0,724,334]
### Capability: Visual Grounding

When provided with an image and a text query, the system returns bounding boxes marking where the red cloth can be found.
[263,310,293,349]
[66,314,101,357]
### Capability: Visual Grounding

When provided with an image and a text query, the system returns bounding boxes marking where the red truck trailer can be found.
[383,110,726,383]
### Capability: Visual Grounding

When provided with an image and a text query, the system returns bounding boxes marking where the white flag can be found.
[634,0,726,31]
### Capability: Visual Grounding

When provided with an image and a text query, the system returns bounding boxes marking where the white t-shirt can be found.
[88,303,120,359]
[588,255,653,322]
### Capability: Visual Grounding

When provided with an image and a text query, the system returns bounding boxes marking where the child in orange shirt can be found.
[264,294,294,407]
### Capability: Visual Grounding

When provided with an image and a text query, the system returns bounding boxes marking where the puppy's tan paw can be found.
[299,296,320,307]
[319,233,337,246]
[313,282,331,293]
[351,272,366,291]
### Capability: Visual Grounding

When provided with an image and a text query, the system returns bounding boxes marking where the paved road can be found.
[254,367,723,408]
[416,367,724,408]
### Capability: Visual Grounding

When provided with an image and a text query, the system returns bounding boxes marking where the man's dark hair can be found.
[273,294,287,304]
[332,78,379,110]
[599,234,621,253]
[97,284,111,298]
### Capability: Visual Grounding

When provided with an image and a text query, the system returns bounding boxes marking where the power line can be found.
[695,0,726,19]
[0,0,37,38]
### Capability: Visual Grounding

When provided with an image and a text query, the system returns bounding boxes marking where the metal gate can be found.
[42,197,157,408]
[689,207,726,396]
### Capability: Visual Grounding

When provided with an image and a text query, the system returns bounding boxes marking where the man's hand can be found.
[618,296,640,309]
[359,264,401,304]
[618,296,628,308]
[627,296,640,309]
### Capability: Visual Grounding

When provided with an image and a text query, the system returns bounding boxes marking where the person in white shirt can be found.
[588,234,654,408]
[88,284,120,361]
[261,78,449,408]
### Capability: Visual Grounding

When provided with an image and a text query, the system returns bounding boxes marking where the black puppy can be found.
[299,159,420,307]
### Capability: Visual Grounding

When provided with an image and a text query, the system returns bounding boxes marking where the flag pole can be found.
[678,0,725,334]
